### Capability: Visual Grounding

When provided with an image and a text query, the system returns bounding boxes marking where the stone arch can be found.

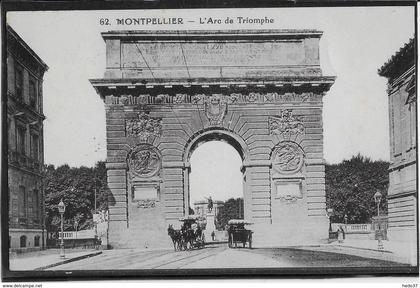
[182,127,250,218]
[183,127,250,163]
[93,29,335,248]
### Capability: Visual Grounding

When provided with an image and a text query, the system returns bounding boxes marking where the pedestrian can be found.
[337,226,345,243]
[211,231,215,241]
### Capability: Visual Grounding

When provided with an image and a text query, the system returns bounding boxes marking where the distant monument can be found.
[206,196,213,213]
[193,198,224,242]
[193,197,222,217]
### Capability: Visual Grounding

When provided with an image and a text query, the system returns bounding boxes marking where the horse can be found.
[178,226,196,250]
[167,224,182,251]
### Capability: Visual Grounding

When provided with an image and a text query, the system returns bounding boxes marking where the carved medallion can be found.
[127,144,161,178]
[247,92,259,102]
[204,94,228,125]
[272,142,304,174]
[269,109,304,136]
[229,93,240,103]
[126,112,162,142]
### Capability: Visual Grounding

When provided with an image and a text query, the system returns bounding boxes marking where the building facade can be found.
[378,38,417,263]
[91,30,335,249]
[7,26,48,251]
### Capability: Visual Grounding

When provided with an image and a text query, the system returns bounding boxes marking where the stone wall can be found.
[102,91,329,248]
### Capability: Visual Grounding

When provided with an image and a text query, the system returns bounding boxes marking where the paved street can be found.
[48,244,408,270]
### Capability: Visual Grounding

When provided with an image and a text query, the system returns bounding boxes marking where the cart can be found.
[178,215,206,250]
[227,219,253,249]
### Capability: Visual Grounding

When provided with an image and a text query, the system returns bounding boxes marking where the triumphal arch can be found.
[91,30,335,248]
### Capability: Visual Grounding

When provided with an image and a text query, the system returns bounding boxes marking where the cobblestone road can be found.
[48,244,409,270]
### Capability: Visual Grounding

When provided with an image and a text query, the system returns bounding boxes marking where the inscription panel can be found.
[121,41,306,69]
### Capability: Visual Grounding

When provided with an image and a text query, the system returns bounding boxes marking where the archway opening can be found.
[189,141,244,233]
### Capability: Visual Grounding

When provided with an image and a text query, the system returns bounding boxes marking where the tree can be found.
[216,198,244,230]
[325,154,389,224]
[44,161,110,237]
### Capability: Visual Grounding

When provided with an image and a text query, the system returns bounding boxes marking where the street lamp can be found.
[327,208,334,234]
[58,199,66,259]
[344,214,348,232]
[373,190,383,250]
[374,190,382,217]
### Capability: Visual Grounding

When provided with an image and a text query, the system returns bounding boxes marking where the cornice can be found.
[90,76,336,99]
[7,25,48,72]
[7,91,46,121]
[378,38,414,81]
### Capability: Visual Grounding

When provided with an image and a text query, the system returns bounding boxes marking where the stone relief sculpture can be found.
[108,92,315,106]
[264,93,275,102]
[119,95,129,105]
[127,144,161,178]
[269,109,305,136]
[272,141,305,174]
[192,94,203,104]
[137,199,156,209]
[174,94,186,104]
[126,112,162,142]
[204,94,228,125]
[247,92,259,102]
[228,93,240,103]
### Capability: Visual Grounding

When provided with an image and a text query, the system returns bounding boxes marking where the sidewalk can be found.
[9,248,102,271]
[331,239,417,265]
[292,239,417,266]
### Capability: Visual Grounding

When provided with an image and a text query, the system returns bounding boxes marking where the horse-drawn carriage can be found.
[167,215,205,251]
[227,219,253,249]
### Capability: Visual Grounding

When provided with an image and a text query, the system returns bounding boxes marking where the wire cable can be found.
[134,42,156,81]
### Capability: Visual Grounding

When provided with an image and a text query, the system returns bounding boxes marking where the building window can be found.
[7,119,12,150]
[16,125,26,155]
[29,78,37,109]
[410,102,416,149]
[394,93,402,155]
[34,236,40,247]
[31,134,39,161]
[15,64,24,101]
[20,235,27,248]
[18,186,26,219]
[32,189,39,221]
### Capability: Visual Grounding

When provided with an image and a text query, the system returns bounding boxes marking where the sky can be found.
[6,7,415,202]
